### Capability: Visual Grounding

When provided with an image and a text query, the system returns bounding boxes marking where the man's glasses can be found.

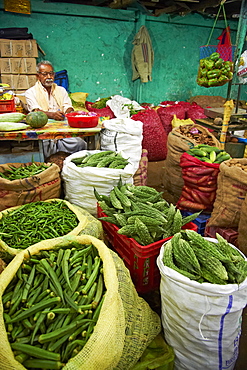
[38,72,55,77]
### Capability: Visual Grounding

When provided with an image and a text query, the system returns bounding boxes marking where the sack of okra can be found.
[0,199,102,257]
[0,234,161,370]
[0,162,61,212]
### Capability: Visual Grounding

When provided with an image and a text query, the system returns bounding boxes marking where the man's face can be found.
[37,65,55,88]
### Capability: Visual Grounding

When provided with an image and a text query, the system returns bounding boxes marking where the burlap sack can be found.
[207,158,247,228]
[238,193,247,256]
[0,199,91,256]
[133,149,148,186]
[162,125,220,202]
[0,162,61,211]
[0,234,161,370]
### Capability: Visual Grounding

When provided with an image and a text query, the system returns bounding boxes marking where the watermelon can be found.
[26,111,48,128]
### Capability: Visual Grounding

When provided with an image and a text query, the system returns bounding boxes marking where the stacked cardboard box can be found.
[0,39,38,92]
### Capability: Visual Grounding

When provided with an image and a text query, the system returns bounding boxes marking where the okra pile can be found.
[96,180,199,246]
[3,243,105,369]
[0,201,79,250]
[0,163,51,180]
[163,230,247,285]
[71,150,129,169]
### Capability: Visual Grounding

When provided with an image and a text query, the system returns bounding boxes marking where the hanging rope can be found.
[206,1,230,46]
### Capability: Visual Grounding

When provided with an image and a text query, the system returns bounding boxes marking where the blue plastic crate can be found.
[181,211,211,235]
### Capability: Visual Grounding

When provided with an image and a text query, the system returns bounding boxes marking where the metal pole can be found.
[227,0,247,101]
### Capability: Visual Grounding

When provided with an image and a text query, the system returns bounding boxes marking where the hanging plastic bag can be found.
[197,4,235,88]
[237,50,247,83]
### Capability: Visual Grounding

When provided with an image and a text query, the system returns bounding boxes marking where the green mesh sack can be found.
[0,234,161,370]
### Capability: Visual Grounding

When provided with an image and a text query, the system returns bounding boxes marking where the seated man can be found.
[25,60,86,159]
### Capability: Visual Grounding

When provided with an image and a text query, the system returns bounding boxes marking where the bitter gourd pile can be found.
[71,150,129,169]
[2,244,105,368]
[162,230,247,285]
[96,180,199,246]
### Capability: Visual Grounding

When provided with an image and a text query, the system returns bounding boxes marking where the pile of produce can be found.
[0,112,28,131]
[197,51,234,87]
[187,144,231,164]
[2,243,105,368]
[0,201,79,250]
[25,111,48,128]
[162,230,247,284]
[96,181,199,246]
[177,125,218,145]
[224,159,247,170]
[71,150,129,169]
[0,163,51,180]
[0,91,13,100]
[131,107,168,161]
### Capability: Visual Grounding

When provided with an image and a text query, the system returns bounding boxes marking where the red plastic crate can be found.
[98,205,197,294]
[0,98,16,113]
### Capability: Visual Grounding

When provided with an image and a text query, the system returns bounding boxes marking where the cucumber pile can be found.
[187,144,231,164]
[95,180,199,246]
[2,244,105,368]
[162,230,247,285]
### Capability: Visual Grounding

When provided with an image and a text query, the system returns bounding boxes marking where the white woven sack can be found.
[61,150,134,216]
[157,238,247,370]
[100,117,143,173]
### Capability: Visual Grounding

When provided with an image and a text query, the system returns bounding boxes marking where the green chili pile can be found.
[2,244,105,368]
[0,163,51,181]
[0,201,79,249]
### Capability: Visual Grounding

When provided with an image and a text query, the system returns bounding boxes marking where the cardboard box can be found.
[25,59,37,74]
[0,58,11,73]
[0,39,38,58]
[0,58,37,74]
[11,58,26,74]
[28,74,37,87]
[0,39,12,57]
[1,74,29,90]
[25,39,38,58]
[12,41,25,58]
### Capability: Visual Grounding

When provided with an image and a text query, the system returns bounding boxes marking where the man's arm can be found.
[25,86,69,120]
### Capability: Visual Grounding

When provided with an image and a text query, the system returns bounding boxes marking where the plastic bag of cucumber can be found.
[0,235,161,370]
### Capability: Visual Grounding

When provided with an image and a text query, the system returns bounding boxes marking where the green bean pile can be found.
[3,244,105,369]
[0,201,79,249]
[0,163,51,180]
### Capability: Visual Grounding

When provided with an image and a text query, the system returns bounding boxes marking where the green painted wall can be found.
[0,0,244,105]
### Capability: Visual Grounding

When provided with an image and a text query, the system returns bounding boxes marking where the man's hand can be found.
[49,111,65,121]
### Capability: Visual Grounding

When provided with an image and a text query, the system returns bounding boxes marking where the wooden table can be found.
[0,119,102,164]
[195,118,247,135]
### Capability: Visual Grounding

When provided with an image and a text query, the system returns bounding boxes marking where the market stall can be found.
[0,0,247,369]
[0,118,102,163]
